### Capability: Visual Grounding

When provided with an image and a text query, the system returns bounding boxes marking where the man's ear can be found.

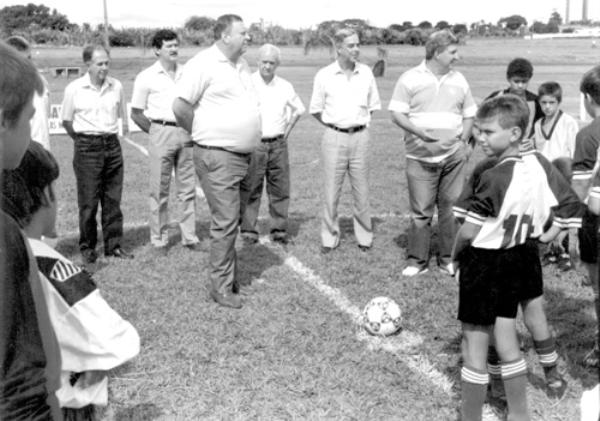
[510,126,523,142]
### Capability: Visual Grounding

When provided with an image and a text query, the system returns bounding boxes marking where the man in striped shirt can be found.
[389,29,477,277]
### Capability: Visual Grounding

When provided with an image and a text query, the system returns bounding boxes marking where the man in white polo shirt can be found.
[173,14,260,309]
[309,28,381,254]
[62,44,133,264]
[389,29,476,277]
[131,29,199,256]
[240,43,305,245]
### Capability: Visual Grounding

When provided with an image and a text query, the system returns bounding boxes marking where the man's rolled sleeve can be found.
[130,73,149,110]
[368,76,381,113]
[462,88,477,118]
[308,72,325,114]
[61,84,75,121]
[388,79,410,113]
[175,62,205,105]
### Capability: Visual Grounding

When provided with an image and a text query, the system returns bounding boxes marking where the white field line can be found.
[59,220,499,418]
[259,236,456,395]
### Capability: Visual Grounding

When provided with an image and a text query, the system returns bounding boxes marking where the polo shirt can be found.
[131,61,182,122]
[309,61,381,128]
[389,61,477,163]
[61,72,127,135]
[252,72,306,138]
[174,45,261,154]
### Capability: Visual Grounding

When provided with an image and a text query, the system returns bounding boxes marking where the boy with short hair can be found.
[575,65,600,367]
[453,95,583,421]
[3,141,140,419]
[0,40,62,419]
[487,58,544,150]
[533,82,579,270]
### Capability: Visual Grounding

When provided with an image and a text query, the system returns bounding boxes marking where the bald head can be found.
[257,43,280,83]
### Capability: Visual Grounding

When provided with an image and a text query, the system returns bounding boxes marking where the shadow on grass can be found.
[114,402,162,421]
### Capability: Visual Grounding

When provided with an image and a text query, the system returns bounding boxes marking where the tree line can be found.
[0,3,594,48]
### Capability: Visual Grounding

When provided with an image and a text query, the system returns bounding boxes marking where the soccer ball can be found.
[362,296,402,336]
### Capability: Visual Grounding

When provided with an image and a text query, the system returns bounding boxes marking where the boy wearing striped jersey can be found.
[578,65,600,368]
[2,142,140,419]
[452,95,583,421]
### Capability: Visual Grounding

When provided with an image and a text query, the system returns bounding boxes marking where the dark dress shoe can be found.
[82,249,98,264]
[320,246,333,255]
[106,247,134,259]
[183,242,202,252]
[209,290,242,309]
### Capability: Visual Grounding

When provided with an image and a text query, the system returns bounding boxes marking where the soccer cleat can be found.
[439,263,455,276]
[401,266,429,277]
[557,253,572,271]
[583,345,599,368]
[546,375,568,399]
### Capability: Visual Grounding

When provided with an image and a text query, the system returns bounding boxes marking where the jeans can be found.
[405,145,468,268]
[320,127,372,248]
[240,138,290,238]
[73,134,124,254]
[148,124,198,247]
[194,145,251,294]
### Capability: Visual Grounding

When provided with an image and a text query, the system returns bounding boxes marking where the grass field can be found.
[38,38,599,420]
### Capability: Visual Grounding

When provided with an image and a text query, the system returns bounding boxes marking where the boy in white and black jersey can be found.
[452,95,583,421]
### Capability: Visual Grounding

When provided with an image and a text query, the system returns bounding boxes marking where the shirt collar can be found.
[152,60,182,78]
[83,72,113,90]
[333,60,360,75]
[418,60,455,78]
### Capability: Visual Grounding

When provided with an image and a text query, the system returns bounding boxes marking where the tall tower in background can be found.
[582,0,589,22]
[565,0,570,24]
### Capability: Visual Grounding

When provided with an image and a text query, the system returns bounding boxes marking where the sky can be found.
[3,0,599,29]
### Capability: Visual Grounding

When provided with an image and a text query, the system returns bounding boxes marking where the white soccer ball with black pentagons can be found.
[362,296,402,336]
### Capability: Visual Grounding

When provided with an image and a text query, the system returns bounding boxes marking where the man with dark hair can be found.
[131,30,199,256]
[62,44,133,264]
[389,29,476,277]
[5,35,51,150]
[173,14,260,309]
[0,40,62,420]
[309,28,381,254]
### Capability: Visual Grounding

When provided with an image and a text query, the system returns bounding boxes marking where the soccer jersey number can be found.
[501,214,533,248]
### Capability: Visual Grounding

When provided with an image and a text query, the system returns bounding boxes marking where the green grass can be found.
[42,38,599,420]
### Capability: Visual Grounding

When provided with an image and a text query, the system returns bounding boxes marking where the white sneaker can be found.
[439,263,455,276]
[402,266,429,277]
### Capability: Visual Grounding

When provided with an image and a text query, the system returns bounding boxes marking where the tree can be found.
[184,16,215,32]
[530,20,548,33]
[417,21,432,30]
[549,11,562,26]
[435,20,451,30]
[402,21,413,30]
[0,3,72,34]
[452,24,468,35]
[498,14,527,31]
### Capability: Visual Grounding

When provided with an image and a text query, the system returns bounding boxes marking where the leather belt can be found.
[194,144,250,157]
[326,124,366,134]
[261,134,284,143]
[151,119,178,127]
[76,132,116,140]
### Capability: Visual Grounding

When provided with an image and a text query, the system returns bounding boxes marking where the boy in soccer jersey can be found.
[2,142,140,420]
[453,95,583,421]
[486,58,544,151]
[533,82,579,270]
[575,65,600,367]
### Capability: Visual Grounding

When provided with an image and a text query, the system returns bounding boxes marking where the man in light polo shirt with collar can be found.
[173,14,260,309]
[240,43,305,245]
[389,29,476,277]
[309,27,381,254]
[62,44,133,264]
[131,29,199,256]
